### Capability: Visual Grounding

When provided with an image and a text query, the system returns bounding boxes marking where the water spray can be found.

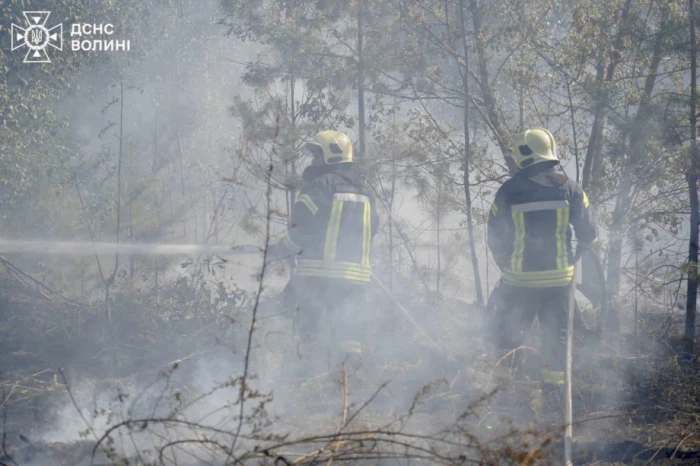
[2,239,457,361]
[0,239,263,257]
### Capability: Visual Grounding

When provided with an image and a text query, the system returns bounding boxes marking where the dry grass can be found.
[3,272,700,465]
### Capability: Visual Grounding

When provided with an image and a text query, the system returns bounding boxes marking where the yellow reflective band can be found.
[297,194,319,215]
[296,268,370,282]
[297,259,371,282]
[502,276,573,288]
[556,209,563,270]
[323,200,344,261]
[510,211,525,271]
[502,266,574,288]
[512,200,569,213]
[555,207,570,270]
[297,268,369,276]
[504,266,575,279]
[297,259,370,273]
[334,193,369,203]
[563,207,570,268]
[362,202,371,266]
[582,191,590,209]
[519,211,526,270]
[303,266,368,275]
[490,202,498,216]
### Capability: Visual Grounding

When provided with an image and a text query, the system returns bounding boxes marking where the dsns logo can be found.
[11,11,63,63]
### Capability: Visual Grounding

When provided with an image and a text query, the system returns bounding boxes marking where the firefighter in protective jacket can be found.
[487,127,597,385]
[267,130,379,362]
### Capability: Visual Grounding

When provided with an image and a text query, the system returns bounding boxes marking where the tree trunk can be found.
[581,48,604,190]
[565,78,581,184]
[389,102,397,295]
[460,0,484,307]
[104,80,125,337]
[582,0,633,192]
[468,0,509,159]
[602,4,666,322]
[685,0,698,362]
[289,71,296,222]
[357,0,366,159]
[128,144,134,280]
[436,165,442,298]
[288,71,298,278]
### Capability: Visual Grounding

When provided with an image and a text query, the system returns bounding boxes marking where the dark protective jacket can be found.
[487,163,597,288]
[279,163,379,282]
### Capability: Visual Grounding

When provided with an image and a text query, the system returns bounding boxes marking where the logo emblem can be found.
[11,11,63,63]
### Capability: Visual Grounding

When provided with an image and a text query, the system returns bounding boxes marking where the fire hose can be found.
[565,258,577,466]
[565,248,607,465]
[370,272,456,361]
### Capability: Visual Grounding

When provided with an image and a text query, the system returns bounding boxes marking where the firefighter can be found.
[267,130,379,368]
[487,127,597,385]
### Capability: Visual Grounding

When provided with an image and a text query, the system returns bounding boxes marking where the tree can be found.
[685,0,698,360]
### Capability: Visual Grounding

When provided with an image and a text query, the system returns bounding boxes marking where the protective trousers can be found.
[490,282,570,381]
[285,276,368,369]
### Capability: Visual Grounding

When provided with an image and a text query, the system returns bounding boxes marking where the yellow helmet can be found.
[508,127,558,169]
[304,130,353,164]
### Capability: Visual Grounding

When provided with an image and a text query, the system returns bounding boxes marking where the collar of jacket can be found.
[518,161,559,178]
[302,162,357,182]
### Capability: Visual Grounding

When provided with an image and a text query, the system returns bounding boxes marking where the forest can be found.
[2,0,700,464]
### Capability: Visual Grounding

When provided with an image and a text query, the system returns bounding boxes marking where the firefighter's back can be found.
[498,167,577,288]
[294,163,376,282]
